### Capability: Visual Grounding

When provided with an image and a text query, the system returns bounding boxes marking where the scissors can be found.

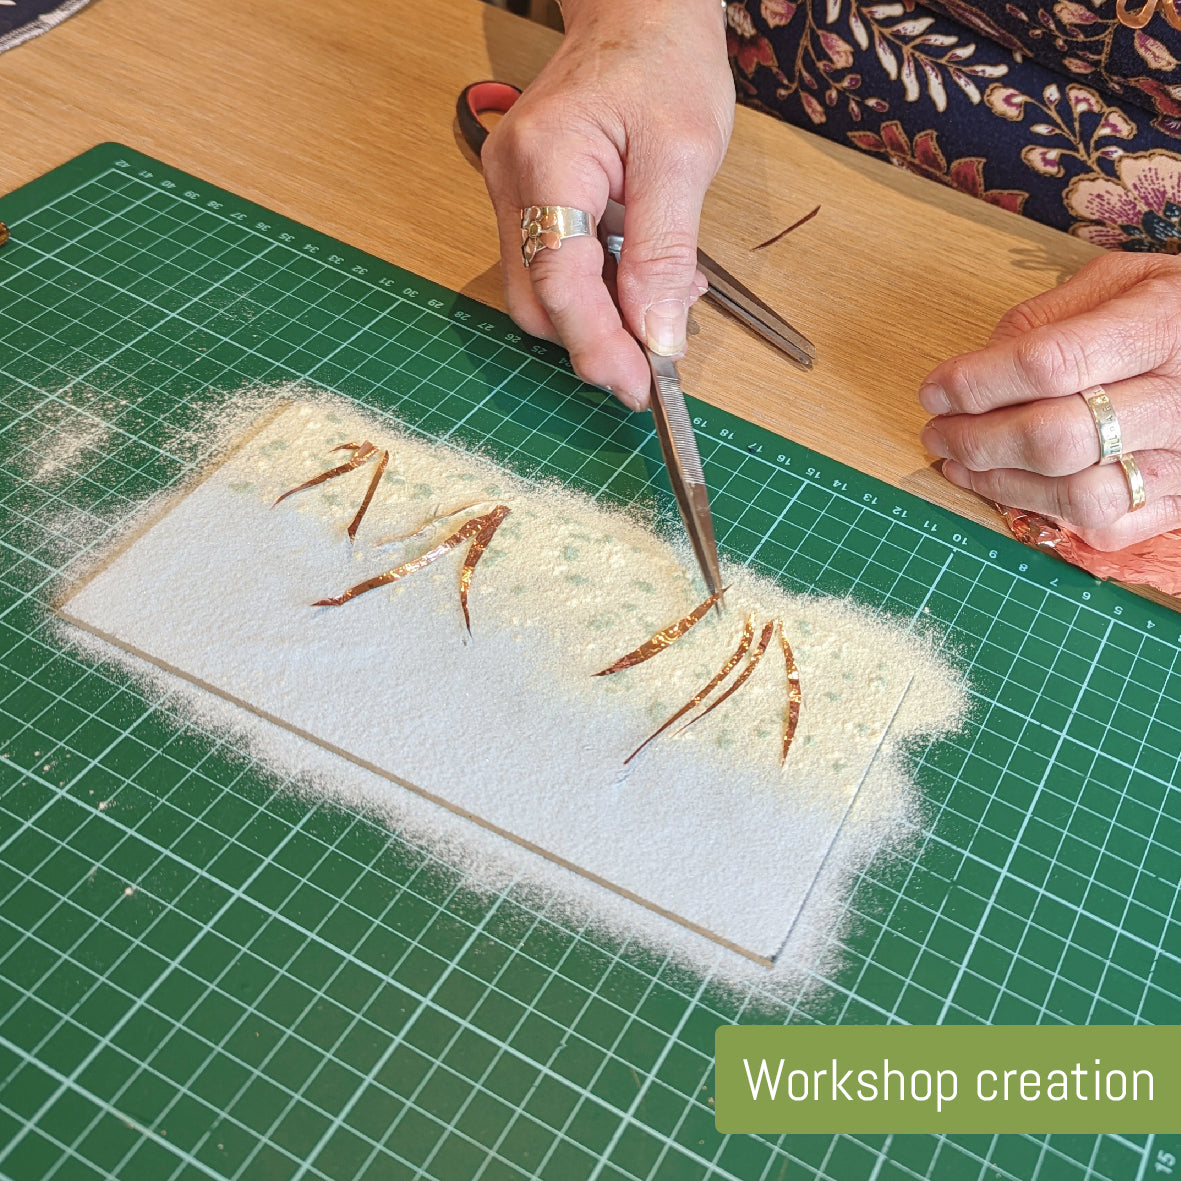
[458,81,816,601]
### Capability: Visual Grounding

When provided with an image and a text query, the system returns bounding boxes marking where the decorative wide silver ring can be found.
[520,205,597,267]
[1080,385,1123,465]
[1119,453,1147,512]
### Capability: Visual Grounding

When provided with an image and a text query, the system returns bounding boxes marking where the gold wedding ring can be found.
[1081,385,1123,465]
[520,205,598,267]
[1119,453,1147,512]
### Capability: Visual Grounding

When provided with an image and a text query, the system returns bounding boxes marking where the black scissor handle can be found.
[457,81,523,157]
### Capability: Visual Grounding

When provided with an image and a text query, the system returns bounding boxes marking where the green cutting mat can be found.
[0,144,1177,1181]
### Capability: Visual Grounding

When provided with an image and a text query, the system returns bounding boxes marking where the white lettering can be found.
[743,1058,784,1101]
[832,1060,854,1102]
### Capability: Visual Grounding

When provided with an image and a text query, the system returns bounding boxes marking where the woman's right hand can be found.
[481,0,735,411]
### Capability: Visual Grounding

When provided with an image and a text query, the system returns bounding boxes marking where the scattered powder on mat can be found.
[54,387,968,1000]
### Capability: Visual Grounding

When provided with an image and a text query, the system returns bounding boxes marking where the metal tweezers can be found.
[608,235,816,604]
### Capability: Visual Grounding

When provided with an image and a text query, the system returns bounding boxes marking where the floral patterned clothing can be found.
[726,0,1181,252]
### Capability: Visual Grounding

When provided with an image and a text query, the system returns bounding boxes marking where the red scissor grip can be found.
[457,80,523,157]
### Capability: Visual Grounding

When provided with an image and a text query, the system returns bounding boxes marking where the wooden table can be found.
[0,0,1100,534]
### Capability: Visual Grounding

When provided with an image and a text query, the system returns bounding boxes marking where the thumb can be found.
[615,143,713,357]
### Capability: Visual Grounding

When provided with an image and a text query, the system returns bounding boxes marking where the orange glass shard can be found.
[780,624,802,765]
[314,505,511,613]
[458,506,511,635]
[346,449,389,543]
[273,440,379,506]
[626,614,755,765]
[594,588,728,677]
[675,618,776,738]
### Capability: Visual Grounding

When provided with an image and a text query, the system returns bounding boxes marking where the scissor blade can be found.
[646,350,724,601]
[697,248,816,370]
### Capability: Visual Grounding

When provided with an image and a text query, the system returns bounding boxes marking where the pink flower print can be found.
[760,0,797,27]
[1021,146,1066,177]
[1066,151,1181,252]
[1097,109,1138,139]
[985,84,1032,121]
[1054,0,1099,25]
[1066,84,1104,116]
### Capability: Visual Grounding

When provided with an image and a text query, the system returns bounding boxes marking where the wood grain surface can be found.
[0,0,1102,534]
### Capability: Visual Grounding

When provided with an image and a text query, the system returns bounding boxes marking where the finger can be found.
[615,130,721,357]
[484,124,652,409]
[919,282,1181,416]
[941,448,1181,535]
[1070,494,1181,551]
[489,201,557,341]
[922,374,1181,477]
[987,253,1163,344]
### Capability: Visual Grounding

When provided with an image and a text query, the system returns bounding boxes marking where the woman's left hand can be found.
[918,252,1181,551]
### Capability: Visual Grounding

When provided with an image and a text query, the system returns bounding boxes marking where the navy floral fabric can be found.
[0,0,94,53]
[726,0,1181,252]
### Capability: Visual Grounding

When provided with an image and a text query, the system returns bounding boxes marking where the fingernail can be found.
[644,299,688,356]
[921,422,949,460]
[625,385,650,412]
[605,381,647,412]
[919,382,951,415]
[941,459,971,489]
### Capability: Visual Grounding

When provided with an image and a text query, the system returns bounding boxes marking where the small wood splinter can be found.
[593,588,728,677]
[314,505,511,634]
[752,205,821,252]
[273,441,390,543]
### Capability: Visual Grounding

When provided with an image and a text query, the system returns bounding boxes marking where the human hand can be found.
[918,253,1181,550]
[481,0,734,411]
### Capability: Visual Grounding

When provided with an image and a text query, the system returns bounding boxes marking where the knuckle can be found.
[1056,476,1123,530]
[996,300,1041,338]
[527,261,583,316]
[1023,404,1093,476]
[621,233,699,276]
[640,114,727,175]
[616,236,700,306]
[1014,332,1084,394]
[939,356,990,414]
[948,419,992,471]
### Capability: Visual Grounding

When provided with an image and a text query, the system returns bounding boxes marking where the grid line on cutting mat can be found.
[0,145,1176,1181]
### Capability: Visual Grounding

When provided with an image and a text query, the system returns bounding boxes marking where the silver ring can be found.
[1080,385,1123,465]
[1119,453,1147,512]
[520,205,598,267]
